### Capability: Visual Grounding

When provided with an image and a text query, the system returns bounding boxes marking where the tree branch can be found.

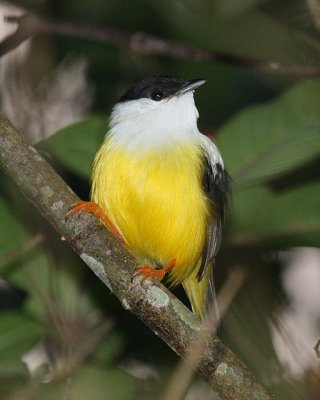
[1,13,320,77]
[0,113,274,400]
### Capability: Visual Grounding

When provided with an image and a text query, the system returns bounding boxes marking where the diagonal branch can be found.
[1,13,320,77]
[0,113,274,400]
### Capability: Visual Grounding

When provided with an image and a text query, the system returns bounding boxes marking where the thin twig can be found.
[1,14,320,76]
[0,113,274,400]
[0,232,44,269]
[162,267,248,400]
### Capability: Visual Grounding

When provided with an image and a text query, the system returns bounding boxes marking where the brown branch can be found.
[1,14,320,76]
[0,112,274,400]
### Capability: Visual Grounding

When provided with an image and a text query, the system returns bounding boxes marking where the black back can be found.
[197,158,231,282]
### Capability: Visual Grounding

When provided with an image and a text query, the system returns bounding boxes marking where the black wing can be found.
[197,154,230,282]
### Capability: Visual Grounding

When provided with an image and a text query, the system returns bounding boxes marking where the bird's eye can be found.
[151,89,164,101]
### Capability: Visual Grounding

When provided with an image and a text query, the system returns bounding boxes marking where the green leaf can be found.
[212,0,265,19]
[38,115,107,180]
[218,80,320,188]
[228,182,320,247]
[38,366,136,400]
[0,195,31,261]
[159,3,320,63]
[2,237,103,325]
[0,313,43,377]
[93,332,125,365]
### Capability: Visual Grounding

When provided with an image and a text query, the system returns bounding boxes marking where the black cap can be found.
[117,75,205,103]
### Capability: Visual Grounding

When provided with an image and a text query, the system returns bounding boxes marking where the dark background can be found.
[0,1,320,399]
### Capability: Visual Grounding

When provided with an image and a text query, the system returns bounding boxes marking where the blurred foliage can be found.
[1,0,320,399]
[38,116,107,180]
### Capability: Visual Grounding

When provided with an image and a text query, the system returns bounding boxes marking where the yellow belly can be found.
[91,138,211,285]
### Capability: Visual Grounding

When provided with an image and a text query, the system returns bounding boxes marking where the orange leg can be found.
[135,258,176,281]
[68,201,126,246]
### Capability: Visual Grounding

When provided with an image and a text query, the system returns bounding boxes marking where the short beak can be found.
[176,78,206,95]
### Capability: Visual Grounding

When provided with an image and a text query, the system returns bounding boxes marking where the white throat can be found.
[108,91,201,151]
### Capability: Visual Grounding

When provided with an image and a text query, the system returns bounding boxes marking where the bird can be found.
[70,75,230,321]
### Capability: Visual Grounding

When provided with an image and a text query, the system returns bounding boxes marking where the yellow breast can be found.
[91,137,211,285]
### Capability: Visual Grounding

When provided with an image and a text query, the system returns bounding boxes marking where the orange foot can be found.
[135,258,176,281]
[68,201,126,246]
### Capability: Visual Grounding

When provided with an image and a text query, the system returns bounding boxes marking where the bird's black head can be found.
[117,75,205,103]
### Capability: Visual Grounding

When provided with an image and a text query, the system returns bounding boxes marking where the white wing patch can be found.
[198,134,224,173]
